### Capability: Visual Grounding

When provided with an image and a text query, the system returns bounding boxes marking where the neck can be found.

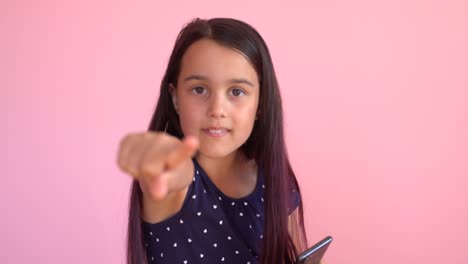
[195,150,247,180]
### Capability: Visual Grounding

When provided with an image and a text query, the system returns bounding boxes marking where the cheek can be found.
[179,103,203,136]
[235,103,258,127]
[245,98,259,118]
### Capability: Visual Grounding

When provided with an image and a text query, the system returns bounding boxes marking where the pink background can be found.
[2,0,467,263]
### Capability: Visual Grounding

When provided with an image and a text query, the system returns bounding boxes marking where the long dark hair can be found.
[127,17,308,264]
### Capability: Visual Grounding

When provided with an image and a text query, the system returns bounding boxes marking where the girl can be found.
[118,18,310,264]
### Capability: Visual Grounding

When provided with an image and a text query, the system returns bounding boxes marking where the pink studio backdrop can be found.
[2,0,467,263]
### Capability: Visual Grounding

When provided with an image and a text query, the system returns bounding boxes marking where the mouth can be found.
[202,127,231,137]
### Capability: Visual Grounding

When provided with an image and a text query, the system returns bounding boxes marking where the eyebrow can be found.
[183,74,255,87]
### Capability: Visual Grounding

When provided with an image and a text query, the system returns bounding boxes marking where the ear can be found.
[169,83,178,112]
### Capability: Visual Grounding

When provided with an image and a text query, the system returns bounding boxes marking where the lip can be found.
[202,127,231,138]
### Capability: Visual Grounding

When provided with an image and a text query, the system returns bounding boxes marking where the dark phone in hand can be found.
[296,236,333,264]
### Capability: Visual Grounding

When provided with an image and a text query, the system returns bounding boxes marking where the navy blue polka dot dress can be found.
[142,158,300,264]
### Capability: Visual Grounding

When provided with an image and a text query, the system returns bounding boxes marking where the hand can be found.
[117,131,198,200]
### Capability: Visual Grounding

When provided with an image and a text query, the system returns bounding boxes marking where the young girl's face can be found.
[171,38,260,160]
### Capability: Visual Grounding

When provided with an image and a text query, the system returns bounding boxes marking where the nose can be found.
[207,93,227,119]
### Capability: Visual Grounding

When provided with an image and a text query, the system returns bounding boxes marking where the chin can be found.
[197,145,239,159]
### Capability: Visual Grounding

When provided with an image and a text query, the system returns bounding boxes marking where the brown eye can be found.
[231,88,245,97]
[192,86,206,95]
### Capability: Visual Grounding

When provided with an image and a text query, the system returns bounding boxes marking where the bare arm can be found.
[117,132,199,223]
[288,208,302,249]
[288,209,327,264]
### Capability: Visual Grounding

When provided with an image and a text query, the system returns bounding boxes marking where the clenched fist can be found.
[117,132,199,201]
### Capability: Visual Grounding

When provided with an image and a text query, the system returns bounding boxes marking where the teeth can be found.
[208,129,226,134]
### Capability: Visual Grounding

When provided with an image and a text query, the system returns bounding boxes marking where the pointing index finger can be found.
[166,136,199,170]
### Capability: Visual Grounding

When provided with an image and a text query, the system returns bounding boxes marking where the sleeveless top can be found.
[142,159,300,264]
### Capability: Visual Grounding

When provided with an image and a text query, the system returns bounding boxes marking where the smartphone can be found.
[295,236,333,264]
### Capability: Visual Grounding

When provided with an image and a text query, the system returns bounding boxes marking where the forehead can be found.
[178,38,259,85]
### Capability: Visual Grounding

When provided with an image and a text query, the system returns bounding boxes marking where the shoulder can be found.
[288,188,301,215]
